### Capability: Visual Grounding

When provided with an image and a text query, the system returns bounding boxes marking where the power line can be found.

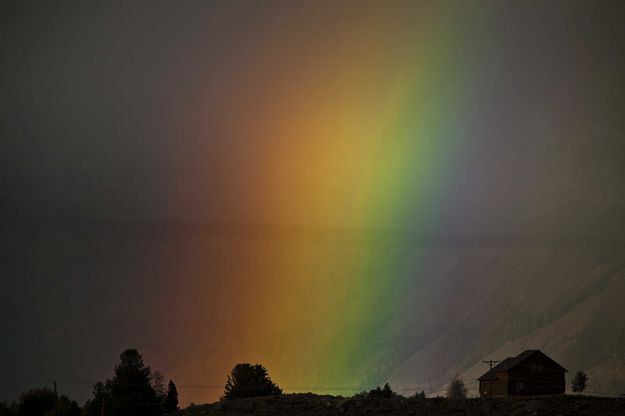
[0,379,411,392]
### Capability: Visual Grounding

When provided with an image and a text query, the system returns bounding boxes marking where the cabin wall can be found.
[479,372,508,398]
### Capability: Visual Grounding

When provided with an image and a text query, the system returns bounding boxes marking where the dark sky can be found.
[1,0,625,405]
[2,1,624,232]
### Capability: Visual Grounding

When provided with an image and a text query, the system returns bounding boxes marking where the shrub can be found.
[571,371,589,394]
[446,375,467,400]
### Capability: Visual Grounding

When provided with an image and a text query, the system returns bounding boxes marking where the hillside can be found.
[175,394,625,416]
[387,243,625,397]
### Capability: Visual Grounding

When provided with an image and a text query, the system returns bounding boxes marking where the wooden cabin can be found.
[478,350,567,397]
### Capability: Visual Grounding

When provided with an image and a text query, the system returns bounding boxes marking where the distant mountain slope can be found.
[389,244,625,396]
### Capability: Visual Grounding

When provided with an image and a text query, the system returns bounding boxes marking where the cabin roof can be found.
[477,350,567,381]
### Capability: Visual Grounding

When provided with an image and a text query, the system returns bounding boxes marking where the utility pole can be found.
[53,381,57,416]
[482,360,500,416]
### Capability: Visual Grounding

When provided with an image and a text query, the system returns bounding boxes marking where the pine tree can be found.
[223,364,282,400]
[84,382,110,416]
[163,381,179,412]
[108,349,161,416]
[381,383,394,398]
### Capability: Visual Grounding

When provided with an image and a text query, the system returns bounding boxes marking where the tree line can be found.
[84,349,179,416]
[0,348,592,416]
[0,349,178,416]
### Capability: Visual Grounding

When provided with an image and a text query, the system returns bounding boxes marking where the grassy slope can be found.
[176,394,625,416]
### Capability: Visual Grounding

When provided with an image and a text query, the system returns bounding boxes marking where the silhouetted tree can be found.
[163,381,178,412]
[55,397,80,416]
[412,390,426,400]
[571,371,588,394]
[223,364,282,400]
[382,383,394,398]
[446,375,467,400]
[16,389,79,416]
[150,372,166,402]
[109,349,161,416]
[365,383,395,399]
[84,382,111,416]
[86,349,163,416]
[17,388,54,416]
[0,400,17,416]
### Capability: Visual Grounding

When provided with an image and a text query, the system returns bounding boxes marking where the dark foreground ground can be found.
[176,394,625,416]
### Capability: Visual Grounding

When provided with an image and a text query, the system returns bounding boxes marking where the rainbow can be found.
[165,3,484,402]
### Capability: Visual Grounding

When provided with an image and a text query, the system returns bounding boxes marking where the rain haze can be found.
[1,0,625,407]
